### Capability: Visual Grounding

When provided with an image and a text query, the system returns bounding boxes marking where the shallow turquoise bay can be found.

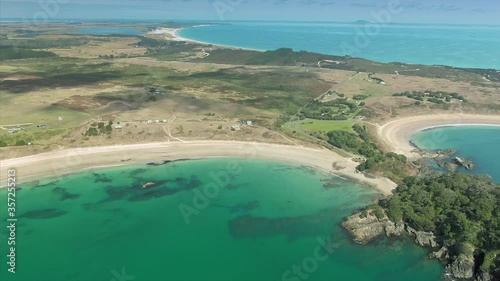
[412,126,500,182]
[0,158,443,281]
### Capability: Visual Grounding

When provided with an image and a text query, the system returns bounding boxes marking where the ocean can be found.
[411,126,500,182]
[179,21,500,69]
[2,20,497,281]
[0,159,444,281]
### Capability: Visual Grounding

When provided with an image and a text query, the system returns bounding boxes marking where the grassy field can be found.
[300,120,356,133]
[0,22,499,156]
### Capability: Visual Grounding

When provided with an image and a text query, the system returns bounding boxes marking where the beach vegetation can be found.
[0,36,92,49]
[353,94,369,100]
[0,46,57,61]
[326,125,409,181]
[378,173,500,272]
[15,140,27,146]
[300,100,359,120]
[84,127,99,137]
[393,90,466,103]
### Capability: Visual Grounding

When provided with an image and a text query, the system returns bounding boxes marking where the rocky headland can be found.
[342,209,493,281]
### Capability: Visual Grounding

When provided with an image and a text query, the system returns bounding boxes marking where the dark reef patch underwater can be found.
[0,158,443,281]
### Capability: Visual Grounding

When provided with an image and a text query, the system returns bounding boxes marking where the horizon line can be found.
[1,18,499,27]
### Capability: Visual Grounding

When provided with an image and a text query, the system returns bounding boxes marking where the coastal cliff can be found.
[341,210,385,243]
[342,210,437,247]
[342,209,494,281]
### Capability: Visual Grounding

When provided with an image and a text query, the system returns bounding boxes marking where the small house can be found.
[231,125,241,131]
[147,120,153,124]
[246,121,253,126]
[115,125,123,129]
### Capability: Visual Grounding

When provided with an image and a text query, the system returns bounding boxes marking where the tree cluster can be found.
[379,173,500,271]
[326,124,407,174]
[393,90,466,104]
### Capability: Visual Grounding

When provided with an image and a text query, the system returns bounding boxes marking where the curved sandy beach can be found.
[148,27,198,43]
[0,141,397,195]
[378,114,500,157]
[148,26,263,51]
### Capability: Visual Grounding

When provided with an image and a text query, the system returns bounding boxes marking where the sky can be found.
[0,0,499,25]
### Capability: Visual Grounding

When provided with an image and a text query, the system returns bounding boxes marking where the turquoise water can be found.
[79,28,142,36]
[412,126,500,182]
[179,22,500,69]
[0,158,443,281]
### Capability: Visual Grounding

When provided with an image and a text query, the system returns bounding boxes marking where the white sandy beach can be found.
[4,114,499,195]
[148,27,193,42]
[147,26,263,51]
[0,141,397,195]
[378,114,500,157]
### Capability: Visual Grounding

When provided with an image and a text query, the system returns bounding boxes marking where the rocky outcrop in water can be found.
[342,211,497,281]
[342,211,388,244]
[420,149,457,160]
[446,253,475,279]
[406,226,438,248]
[453,157,475,170]
[429,246,449,261]
[384,221,405,237]
[436,156,475,172]
[437,161,460,172]
[343,211,439,246]
[342,210,405,244]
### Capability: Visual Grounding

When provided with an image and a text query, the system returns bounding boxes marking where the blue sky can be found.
[1,0,498,25]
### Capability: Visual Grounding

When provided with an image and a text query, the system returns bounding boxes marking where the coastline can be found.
[148,26,264,52]
[377,114,500,158]
[145,24,500,70]
[0,141,397,195]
